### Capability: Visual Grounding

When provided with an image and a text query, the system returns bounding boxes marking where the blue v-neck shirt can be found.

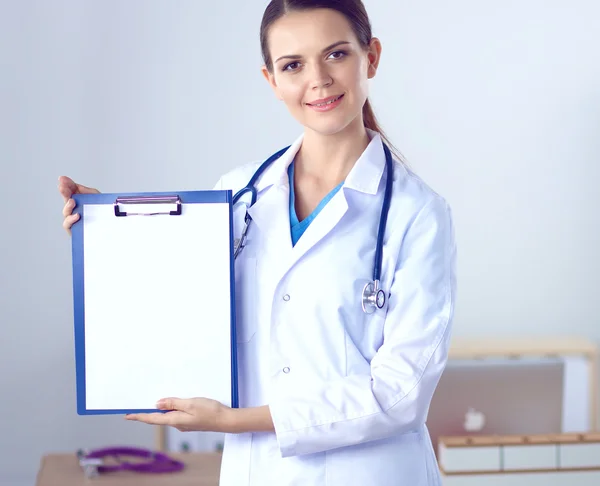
[288,161,344,246]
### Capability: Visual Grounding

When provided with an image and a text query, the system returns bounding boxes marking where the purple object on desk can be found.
[78,446,185,477]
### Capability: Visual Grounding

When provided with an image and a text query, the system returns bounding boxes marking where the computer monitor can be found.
[426,358,564,455]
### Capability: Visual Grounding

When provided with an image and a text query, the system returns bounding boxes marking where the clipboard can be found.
[70,190,238,415]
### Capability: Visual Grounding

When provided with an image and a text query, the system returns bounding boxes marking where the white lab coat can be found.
[213,129,457,486]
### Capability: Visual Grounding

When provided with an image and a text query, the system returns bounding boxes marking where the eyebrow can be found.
[274,41,351,64]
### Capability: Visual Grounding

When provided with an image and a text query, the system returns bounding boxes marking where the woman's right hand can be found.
[58,176,101,235]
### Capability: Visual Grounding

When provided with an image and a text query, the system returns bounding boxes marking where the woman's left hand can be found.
[125,397,231,433]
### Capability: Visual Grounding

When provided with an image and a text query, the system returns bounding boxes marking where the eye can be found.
[283,61,301,72]
[328,50,347,60]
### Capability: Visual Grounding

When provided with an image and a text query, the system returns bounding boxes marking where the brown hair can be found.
[260,0,403,161]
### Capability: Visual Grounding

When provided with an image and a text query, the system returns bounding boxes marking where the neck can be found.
[295,118,371,187]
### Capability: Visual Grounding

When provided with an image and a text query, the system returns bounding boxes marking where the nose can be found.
[309,62,333,89]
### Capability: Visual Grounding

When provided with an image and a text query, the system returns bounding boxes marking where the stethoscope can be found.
[77,446,185,478]
[233,141,394,314]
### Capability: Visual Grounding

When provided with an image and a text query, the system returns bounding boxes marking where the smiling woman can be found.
[59,1,457,485]
[260,1,401,164]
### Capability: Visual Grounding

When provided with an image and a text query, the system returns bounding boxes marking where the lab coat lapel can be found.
[286,131,387,274]
[246,164,349,286]
[247,183,293,260]
[245,137,300,281]
[246,130,387,286]
[285,189,348,273]
[251,184,349,287]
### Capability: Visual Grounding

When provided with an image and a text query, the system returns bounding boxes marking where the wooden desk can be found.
[36,452,222,486]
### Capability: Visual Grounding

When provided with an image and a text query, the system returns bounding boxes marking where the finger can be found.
[125,412,170,425]
[125,411,187,426]
[58,176,77,202]
[62,198,76,218]
[156,397,189,412]
[76,183,100,195]
[63,213,80,233]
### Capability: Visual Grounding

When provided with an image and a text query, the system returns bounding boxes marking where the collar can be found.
[254,134,304,192]
[254,128,388,196]
[344,129,387,195]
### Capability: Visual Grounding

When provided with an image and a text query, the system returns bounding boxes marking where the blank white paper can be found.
[81,200,233,411]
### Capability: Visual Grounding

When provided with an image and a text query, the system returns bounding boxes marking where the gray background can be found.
[1,0,599,484]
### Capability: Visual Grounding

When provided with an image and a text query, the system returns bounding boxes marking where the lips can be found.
[306,94,344,107]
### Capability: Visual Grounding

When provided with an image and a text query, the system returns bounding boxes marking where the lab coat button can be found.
[283,294,290,301]
[283,367,290,373]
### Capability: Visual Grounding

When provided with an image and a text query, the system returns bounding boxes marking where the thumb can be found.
[57,176,100,202]
[58,176,78,202]
[76,183,100,195]
[156,397,188,412]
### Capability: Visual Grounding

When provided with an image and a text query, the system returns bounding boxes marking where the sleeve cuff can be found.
[269,399,298,458]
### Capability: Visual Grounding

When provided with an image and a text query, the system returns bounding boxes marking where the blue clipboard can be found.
[70,190,238,415]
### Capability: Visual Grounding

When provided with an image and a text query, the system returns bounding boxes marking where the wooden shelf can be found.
[440,432,600,448]
[448,336,598,360]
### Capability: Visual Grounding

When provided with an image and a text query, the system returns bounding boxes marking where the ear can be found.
[261,65,283,101]
[366,37,382,79]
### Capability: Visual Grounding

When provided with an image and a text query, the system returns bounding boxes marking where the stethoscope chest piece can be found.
[362,280,386,314]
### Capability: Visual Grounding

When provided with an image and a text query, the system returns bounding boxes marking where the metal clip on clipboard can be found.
[114,195,182,217]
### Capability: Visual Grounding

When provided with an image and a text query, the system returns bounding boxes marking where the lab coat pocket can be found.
[234,254,257,343]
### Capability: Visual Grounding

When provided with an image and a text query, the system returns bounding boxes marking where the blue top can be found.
[288,160,344,246]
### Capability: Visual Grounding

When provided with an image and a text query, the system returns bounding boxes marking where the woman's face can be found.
[262,8,381,137]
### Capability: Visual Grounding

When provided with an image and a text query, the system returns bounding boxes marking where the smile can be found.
[306,94,344,112]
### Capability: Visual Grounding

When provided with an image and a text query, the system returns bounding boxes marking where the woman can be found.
[59,1,456,484]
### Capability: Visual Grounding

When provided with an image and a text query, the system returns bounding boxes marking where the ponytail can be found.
[362,98,379,133]
[362,98,405,164]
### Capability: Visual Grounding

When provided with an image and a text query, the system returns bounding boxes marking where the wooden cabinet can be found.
[439,433,600,485]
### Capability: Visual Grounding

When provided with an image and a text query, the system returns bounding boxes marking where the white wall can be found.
[1,1,599,484]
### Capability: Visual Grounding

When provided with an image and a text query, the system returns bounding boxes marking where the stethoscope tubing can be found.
[232,140,394,313]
